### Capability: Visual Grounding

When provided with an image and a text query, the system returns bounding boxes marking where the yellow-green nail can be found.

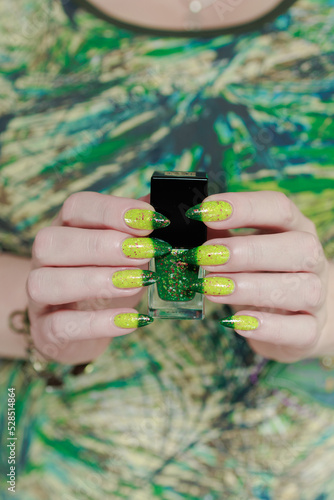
[183,245,230,266]
[186,201,233,222]
[114,313,153,329]
[220,315,259,331]
[189,276,235,295]
[124,209,170,230]
[122,238,172,259]
[112,270,158,288]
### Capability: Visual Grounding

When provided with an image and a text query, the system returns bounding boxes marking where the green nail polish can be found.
[114,313,153,329]
[124,209,170,230]
[112,270,158,288]
[220,315,259,331]
[186,201,233,222]
[184,245,230,266]
[154,249,199,302]
[190,276,235,295]
[148,170,208,320]
[122,238,172,259]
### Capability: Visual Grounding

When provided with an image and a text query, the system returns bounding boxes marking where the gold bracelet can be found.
[8,308,92,387]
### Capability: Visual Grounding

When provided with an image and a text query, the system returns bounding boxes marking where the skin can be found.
[24,193,163,364]
[196,192,334,363]
[11,190,332,365]
[0,254,33,359]
[1,2,333,364]
[87,0,287,31]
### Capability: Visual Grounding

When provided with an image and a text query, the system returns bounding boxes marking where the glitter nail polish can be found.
[219,315,259,331]
[189,276,235,295]
[124,209,170,230]
[112,269,159,289]
[183,244,230,266]
[148,171,208,319]
[122,238,172,259]
[114,313,154,329]
[186,200,232,222]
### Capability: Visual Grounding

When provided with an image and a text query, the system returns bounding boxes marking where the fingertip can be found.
[113,311,154,330]
[123,208,170,231]
[219,312,260,332]
[186,200,233,223]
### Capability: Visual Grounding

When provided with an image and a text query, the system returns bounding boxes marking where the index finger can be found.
[51,192,169,236]
[186,191,316,234]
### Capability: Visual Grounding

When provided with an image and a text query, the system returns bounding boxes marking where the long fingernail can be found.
[112,270,159,288]
[189,276,235,295]
[186,201,232,222]
[184,245,230,265]
[124,209,170,230]
[220,315,259,331]
[122,238,172,259]
[114,313,154,329]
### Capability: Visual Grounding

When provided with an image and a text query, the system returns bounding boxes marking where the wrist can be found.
[8,308,92,387]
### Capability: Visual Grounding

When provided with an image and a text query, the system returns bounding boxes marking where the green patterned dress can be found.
[1,0,334,498]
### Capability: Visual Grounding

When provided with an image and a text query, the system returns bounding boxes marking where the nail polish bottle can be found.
[148,171,208,319]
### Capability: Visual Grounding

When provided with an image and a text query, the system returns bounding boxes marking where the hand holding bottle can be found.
[184,191,333,363]
[26,192,171,364]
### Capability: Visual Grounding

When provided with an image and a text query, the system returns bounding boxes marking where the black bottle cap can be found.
[150,171,208,249]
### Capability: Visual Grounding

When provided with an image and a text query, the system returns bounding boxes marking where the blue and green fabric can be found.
[1,0,334,498]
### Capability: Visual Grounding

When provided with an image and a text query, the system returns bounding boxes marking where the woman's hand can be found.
[185,191,333,363]
[26,192,170,365]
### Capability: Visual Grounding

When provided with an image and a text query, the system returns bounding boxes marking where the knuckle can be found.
[246,238,263,268]
[61,193,80,224]
[300,320,318,350]
[86,231,105,257]
[303,232,320,256]
[303,274,324,309]
[82,269,109,297]
[251,280,264,306]
[29,326,53,359]
[245,197,256,223]
[306,219,317,235]
[32,227,54,264]
[82,269,95,292]
[48,312,61,341]
[100,199,113,227]
[26,269,45,302]
[48,312,67,344]
[300,232,323,271]
[276,192,295,227]
[87,311,96,338]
